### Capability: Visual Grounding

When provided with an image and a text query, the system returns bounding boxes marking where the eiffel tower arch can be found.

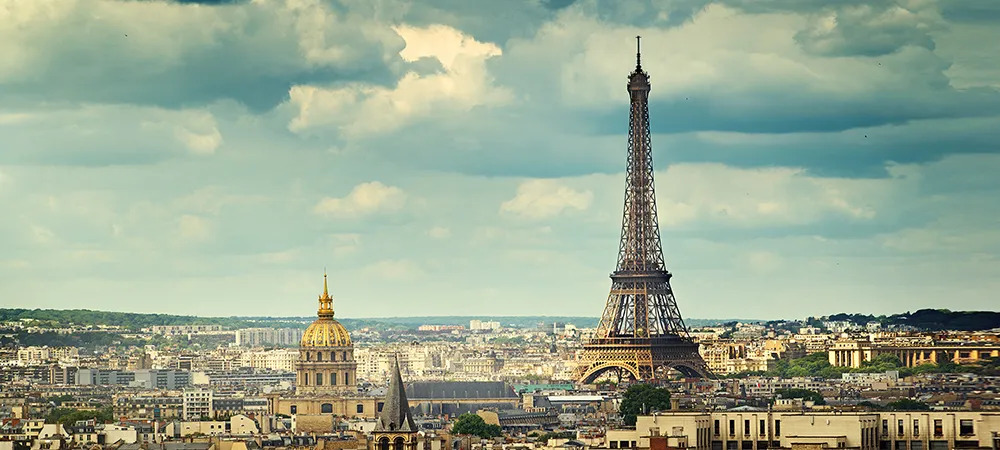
[575,37,711,383]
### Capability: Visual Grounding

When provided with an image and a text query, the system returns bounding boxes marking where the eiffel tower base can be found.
[575,336,711,383]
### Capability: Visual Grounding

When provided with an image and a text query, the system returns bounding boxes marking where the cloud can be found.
[654,163,906,229]
[497,3,1000,136]
[171,112,223,155]
[500,179,593,219]
[1,105,225,166]
[176,214,213,243]
[328,233,362,256]
[0,0,405,110]
[314,182,407,218]
[428,226,451,239]
[360,259,424,281]
[287,24,510,137]
[794,3,943,57]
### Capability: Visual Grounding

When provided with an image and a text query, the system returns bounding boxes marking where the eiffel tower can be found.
[576,37,711,383]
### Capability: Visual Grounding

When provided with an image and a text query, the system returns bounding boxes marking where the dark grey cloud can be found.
[794,4,940,57]
[0,0,406,112]
[940,2,1000,24]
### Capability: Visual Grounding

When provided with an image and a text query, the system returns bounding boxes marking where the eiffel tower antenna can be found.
[575,39,711,383]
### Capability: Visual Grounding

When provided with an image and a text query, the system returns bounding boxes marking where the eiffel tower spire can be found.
[576,38,710,383]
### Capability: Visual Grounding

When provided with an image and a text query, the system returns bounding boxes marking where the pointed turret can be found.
[318,271,334,319]
[375,355,416,432]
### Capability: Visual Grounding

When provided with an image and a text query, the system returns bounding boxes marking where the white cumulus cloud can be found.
[500,179,593,219]
[288,24,510,137]
[314,182,407,218]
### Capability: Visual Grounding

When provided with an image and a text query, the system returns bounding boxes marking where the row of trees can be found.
[728,352,1000,379]
[824,309,1000,331]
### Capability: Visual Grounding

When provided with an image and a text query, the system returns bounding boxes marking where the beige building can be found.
[608,411,1000,450]
[240,348,298,372]
[17,346,79,364]
[699,340,802,375]
[829,339,1000,368]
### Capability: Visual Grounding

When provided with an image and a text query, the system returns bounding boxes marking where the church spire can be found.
[375,355,416,432]
[323,269,329,298]
[318,271,334,319]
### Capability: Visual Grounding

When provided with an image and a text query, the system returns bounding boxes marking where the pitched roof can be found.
[374,355,417,433]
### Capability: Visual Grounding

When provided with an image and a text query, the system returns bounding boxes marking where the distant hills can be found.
[0,308,746,331]
[824,309,1000,332]
[1,308,997,332]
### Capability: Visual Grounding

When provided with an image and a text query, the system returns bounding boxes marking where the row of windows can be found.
[714,419,780,437]
[881,419,974,437]
[302,372,351,386]
[289,402,381,415]
[304,351,352,362]
[302,371,351,386]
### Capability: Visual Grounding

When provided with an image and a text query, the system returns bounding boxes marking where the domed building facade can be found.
[296,273,357,395]
[268,274,377,421]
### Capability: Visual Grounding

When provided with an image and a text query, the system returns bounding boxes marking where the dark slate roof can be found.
[406,381,517,399]
[375,356,417,433]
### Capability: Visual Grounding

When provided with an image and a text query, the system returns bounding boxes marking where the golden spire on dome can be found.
[318,270,334,319]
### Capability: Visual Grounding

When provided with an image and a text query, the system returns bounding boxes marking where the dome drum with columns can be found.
[295,273,358,396]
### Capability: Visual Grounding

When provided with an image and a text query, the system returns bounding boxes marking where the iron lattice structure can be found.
[576,38,711,383]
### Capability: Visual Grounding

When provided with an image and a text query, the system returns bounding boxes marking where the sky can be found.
[1,0,999,320]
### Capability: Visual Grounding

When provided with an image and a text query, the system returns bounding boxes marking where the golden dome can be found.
[301,318,352,347]
[300,272,352,348]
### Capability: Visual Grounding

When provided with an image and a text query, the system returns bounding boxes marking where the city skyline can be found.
[2,1,1000,319]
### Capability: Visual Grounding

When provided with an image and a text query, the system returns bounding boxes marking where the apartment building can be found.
[182,389,213,420]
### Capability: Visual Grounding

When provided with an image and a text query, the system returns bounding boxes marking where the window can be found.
[331,373,337,385]
[959,419,973,436]
[775,420,780,437]
[760,420,765,436]
[290,405,297,414]
[898,419,904,436]
[745,420,751,436]
[933,420,942,437]
[882,420,889,436]
[715,420,720,436]
[321,403,333,413]
[306,353,310,361]
[317,352,323,362]
[316,373,323,386]
[913,420,919,436]
[377,402,384,412]
[345,372,350,384]
[357,404,364,414]
[729,420,735,436]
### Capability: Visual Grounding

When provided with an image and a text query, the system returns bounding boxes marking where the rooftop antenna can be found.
[636,35,642,69]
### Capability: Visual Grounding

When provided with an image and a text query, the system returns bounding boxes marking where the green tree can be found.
[451,414,502,439]
[619,384,672,426]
